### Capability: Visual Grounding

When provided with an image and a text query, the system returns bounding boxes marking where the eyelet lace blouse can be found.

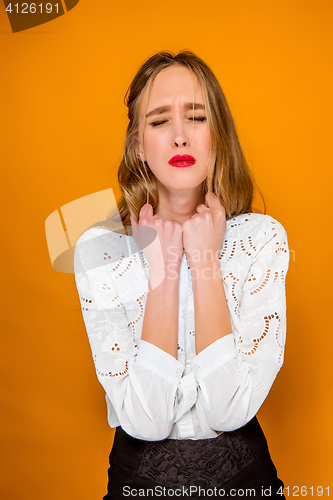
[74,212,289,441]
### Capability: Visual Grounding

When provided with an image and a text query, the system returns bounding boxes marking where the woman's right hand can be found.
[130,204,183,286]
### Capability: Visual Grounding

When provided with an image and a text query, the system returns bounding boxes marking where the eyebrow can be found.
[146,102,205,118]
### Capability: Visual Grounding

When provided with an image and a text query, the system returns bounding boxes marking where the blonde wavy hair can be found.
[94,50,264,234]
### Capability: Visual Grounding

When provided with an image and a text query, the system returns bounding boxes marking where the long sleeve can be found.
[191,217,289,432]
[74,228,184,441]
[74,215,289,440]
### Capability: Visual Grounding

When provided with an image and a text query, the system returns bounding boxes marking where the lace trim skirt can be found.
[103,416,285,499]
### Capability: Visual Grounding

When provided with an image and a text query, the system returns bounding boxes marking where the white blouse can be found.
[74,212,289,441]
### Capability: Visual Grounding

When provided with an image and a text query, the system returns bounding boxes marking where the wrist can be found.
[189,255,220,271]
[190,259,222,284]
[148,263,180,291]
[186,247,221,270]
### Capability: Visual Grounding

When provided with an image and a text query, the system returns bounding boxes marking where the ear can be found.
[135,136,146,162]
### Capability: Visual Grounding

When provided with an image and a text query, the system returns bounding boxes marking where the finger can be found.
[196,203,209,213]
[139,204,149,218]
[152,213,165,221]
[205,192,224,211]
[130,214,137,227]
[204,191,216,208]
[139,203,153,220]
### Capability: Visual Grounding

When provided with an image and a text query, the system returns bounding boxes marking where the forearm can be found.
[141,265,180,359]
[191,258,232,354]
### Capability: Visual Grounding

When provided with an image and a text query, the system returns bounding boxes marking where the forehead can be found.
[141,65,204,112]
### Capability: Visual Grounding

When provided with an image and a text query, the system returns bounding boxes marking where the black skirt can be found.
[103,416,285,499]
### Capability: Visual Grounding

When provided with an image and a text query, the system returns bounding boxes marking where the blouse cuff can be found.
[135,340,184,385]
[192,333,238,379]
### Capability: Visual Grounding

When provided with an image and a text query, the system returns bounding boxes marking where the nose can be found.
[174,137,187,147]
[172,120,189,148]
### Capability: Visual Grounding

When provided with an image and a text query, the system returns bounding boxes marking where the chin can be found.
[166,182,203,192]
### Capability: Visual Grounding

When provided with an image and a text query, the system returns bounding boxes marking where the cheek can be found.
[193,124,210,152]
[142,131,153,158]
[201,130,211,157]
[143,130,164,159]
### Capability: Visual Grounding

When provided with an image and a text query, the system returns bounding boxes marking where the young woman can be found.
[74,51,289,499]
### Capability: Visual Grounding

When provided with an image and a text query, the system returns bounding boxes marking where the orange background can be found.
[1,0,332,498]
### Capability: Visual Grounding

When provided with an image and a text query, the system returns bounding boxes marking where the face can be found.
[138,65,210,193]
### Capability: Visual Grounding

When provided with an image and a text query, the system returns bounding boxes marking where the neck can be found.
[154,183,206,224]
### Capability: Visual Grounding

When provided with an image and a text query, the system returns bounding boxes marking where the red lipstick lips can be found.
[168,155,196,167]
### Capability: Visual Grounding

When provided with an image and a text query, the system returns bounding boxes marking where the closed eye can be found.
[150,116,207,127]
[189,116,207,122]
[150,119,168,127]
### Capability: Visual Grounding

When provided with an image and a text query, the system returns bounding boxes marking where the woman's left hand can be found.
[182,192,227,269]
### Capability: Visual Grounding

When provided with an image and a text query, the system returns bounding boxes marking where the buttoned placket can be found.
[175,254,197,438]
